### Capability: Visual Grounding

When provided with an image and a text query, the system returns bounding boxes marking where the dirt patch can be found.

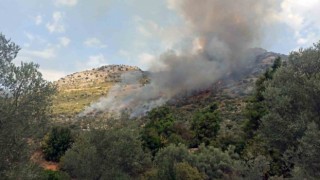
[31,150,59,171]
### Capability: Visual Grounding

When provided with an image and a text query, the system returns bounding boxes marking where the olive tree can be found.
[260,41,320,178]
[0,34,56,177]
[61,128,152,179]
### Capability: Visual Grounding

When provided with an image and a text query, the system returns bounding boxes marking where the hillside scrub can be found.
[141,106,193,155]
[191,103,221,147]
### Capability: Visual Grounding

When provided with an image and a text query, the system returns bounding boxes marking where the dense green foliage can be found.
[151,144,242,180]
[154,144,192,179]
[244,57,281,138]
[141,106,193,155]
[42,170,70,180]
[259,42,320,178]
[292,122,320,178]
[174,162,203,180]
[261,45,320,152]
[141,107,175,154]
[191,103,221,146]
[0,34,56,178]
[61,128,152,179]
[42,127,74,162]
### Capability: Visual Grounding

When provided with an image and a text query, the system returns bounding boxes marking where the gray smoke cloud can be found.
[81,0,279,118]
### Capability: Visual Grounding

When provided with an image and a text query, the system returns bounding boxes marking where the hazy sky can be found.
[1,0,319,81]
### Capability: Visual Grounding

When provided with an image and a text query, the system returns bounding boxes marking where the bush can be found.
[191,103,221,146]
[141,106,176,154]
[174,162,203,180]
[61,128,151,179]
[191,144,242,179]
[154,144,192,179]
[42,170,70,180]
[154,144,242,180]
[41,127,74,162]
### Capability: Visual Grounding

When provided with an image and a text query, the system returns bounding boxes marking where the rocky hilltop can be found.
[55,65,141,90]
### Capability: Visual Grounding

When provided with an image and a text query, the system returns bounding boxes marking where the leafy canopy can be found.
[0,33,56,177]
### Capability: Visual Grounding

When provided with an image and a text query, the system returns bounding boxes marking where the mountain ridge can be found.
[51,49,287,124]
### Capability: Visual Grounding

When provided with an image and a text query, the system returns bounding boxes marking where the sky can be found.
[0,0,320,81]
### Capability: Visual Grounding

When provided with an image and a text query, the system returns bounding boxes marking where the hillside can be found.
[51,49,286,125]
[52,65,141,119]
[168,49,287,122]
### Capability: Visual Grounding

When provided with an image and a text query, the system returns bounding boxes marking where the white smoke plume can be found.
[81,0,280,118]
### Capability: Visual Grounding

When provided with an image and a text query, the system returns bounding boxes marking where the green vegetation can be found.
[42,170,70,180]
[191,103,221,146]
[151,144,243,179]
[41,127,74,162]
[141,107,175,154]
[258,43,320,178]
[1,33,320,179]
[244,57,282,139]
[141,106,193,155]
[0,34,56,178]
[61,128,151,179]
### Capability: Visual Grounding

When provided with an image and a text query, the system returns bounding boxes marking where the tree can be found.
[244,57,282,138]
[261,43,320,152]
[61,128,151,179]
[154,144,243,180]
[141,106,176,155]
[0,34,56,177]
[154,144,192,180]
[292,122,320,179]
[191,103,221,146]
[259,42,320,178]
[191,144,242,179]
[174,162,203,180]
[41,127,74,162]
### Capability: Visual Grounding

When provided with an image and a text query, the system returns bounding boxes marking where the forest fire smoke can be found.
[81,0,279,118]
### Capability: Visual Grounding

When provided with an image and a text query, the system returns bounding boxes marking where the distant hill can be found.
[52,65,141,119]
[51,50,287,124]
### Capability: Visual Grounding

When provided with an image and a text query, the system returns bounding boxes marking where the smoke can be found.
[81,0,279,118]
[175,0,277,66]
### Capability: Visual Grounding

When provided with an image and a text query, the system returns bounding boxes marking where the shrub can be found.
[154,144,192,180]
[61,128,151,179]
[42,170,70,180]
[141,106,175,154]
[41,127,74,162]
[174,162,203,180]
[191,103,221,146]
[154,144,242,179]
